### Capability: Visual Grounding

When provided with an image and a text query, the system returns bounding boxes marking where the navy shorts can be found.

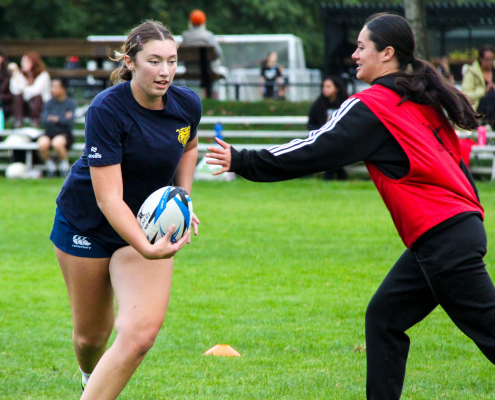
[50,207,128,258]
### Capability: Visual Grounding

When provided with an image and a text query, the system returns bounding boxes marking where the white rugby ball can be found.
[137,186,193,244]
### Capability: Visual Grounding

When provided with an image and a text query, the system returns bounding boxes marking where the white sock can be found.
[79,366,91,385]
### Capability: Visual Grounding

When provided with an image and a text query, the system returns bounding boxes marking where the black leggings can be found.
[366,215,495,400]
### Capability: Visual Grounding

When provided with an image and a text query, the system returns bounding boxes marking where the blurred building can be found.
[320,2,495,86]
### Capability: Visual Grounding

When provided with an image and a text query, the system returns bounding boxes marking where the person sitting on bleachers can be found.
[0,47,13,120]
[37,78,76,177]
[181,9,224,97]
[9,51,51,128]
[181,9,223,67]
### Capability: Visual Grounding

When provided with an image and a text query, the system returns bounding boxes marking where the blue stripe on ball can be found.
[154,187,171,224]
[173,197,191,230]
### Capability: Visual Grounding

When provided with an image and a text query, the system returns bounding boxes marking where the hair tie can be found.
[410,56,416,64]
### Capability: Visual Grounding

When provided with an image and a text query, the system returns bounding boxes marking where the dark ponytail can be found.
[365,13,482,130]
[110,20,176,85]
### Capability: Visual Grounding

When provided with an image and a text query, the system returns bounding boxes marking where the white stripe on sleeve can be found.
[268,98,361,157]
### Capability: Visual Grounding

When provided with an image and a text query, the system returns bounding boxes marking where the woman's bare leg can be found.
[56,246,115,374]
[80,245,173,400]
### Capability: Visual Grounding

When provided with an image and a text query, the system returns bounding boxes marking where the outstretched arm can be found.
[207,98,386,182]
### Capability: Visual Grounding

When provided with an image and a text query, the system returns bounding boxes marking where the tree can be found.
[404,0,428,59]
[0,0,324,68]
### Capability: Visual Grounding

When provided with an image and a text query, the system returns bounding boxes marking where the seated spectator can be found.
[462,44,495,127]
[9,51,51,128]
[37,78,76,177]
[259,51,283,99]
[0,47,13,119]
[64,55,81,69]
[308,76,349,180]
[181,9,223,97]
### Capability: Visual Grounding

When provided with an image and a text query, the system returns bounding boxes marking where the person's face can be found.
[51,80,65,99]
[322,79,337,99]
[21,55,33,73]
[267,52,278,66]
[480,50,495,71]
[352,27,395,84]
[126,39,177,106]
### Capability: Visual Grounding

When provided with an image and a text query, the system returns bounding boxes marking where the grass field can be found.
[2,178,495,399]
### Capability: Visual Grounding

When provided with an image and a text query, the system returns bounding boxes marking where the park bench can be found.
[2,119,495,179]
[0,39,223,96]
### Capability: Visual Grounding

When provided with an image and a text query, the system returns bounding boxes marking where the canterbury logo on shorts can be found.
[72,235,92,249]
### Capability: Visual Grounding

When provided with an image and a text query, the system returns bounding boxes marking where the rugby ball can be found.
[137,186,193,244]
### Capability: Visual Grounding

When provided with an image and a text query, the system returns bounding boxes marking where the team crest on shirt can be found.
[177,126,191,147]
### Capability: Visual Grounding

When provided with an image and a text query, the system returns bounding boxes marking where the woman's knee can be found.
[74,328,113,352]
[366,291,387,325]
[115,319,163,356]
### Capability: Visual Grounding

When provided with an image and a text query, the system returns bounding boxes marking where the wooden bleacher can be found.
[0,39,223,96]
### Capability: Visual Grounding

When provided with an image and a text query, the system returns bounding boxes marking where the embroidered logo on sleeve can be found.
[88,146,102,159]
[177,126,191,147]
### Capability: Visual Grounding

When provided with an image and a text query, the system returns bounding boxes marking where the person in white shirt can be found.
[9,51,51,128]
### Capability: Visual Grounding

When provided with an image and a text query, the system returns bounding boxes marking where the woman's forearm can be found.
[96,193,151,254]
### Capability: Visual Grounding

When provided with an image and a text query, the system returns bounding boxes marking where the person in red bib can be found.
[206,13,493,400]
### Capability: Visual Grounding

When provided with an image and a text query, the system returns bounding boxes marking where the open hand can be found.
[206,137,232,175]
[144,224,191,260]
[186,212,200,244]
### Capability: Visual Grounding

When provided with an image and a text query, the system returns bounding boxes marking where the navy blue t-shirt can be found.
[56,81,202,244]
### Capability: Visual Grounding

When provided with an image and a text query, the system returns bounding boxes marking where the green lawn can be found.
[1,178,495,399]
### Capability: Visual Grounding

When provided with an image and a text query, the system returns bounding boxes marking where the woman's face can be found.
[127,39,177,108]
[21,55,33,73]
[480,50,495,71]
[322,79,337,99]
[267,52,277,66]
[352,27,396,84]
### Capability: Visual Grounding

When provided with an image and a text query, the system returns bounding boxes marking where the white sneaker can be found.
[45,159,57,178]
[59,160,70,177]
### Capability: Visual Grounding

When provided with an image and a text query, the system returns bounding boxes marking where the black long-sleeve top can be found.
[229,76,481,248]
[231,77,411,181]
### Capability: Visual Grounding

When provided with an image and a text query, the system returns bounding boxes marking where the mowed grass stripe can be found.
[1,178,495,399]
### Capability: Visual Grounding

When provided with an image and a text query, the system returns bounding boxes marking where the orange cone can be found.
[204,344,241,356]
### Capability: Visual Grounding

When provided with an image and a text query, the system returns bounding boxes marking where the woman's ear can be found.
[382,46,396,62]
[124,55,134,71]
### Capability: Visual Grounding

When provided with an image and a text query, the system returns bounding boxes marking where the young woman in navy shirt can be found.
[206,13,495,400]
[50,20,200,399]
